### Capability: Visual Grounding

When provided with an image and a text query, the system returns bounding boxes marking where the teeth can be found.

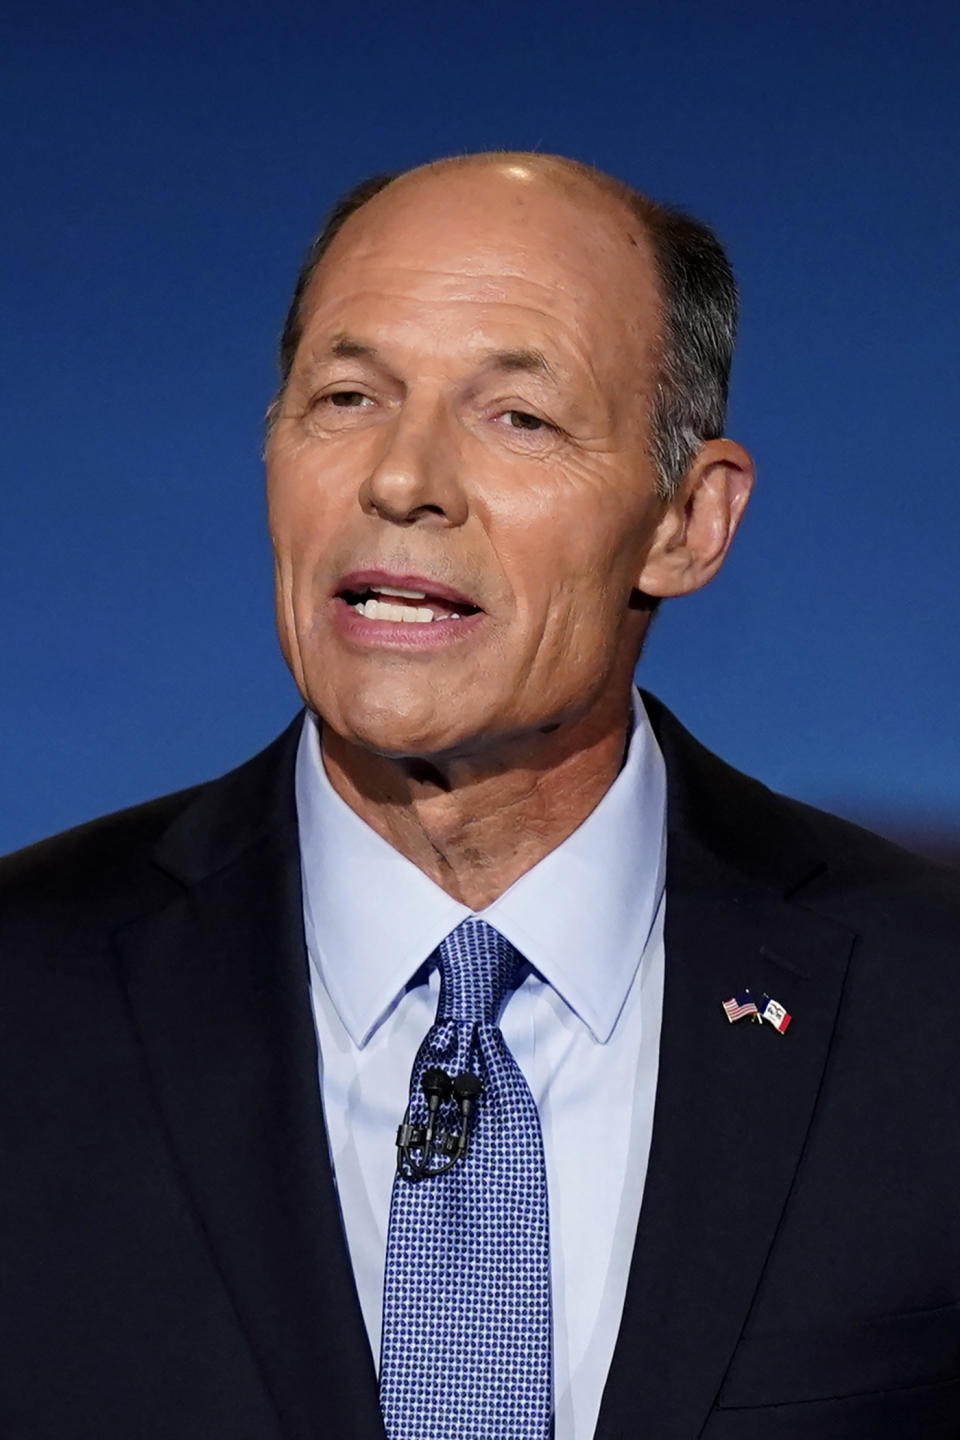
[375,585,428,599]
[353,598,467,623]
[355,598,435,622]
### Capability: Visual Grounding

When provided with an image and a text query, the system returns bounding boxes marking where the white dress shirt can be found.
[295,690,667,1440]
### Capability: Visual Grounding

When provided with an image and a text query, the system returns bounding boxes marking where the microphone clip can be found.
[396,1068,484,1181]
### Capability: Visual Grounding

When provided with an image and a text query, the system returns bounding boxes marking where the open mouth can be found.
[338,583,482,625]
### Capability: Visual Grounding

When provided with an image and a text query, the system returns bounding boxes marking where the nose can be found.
[358,401,468,528]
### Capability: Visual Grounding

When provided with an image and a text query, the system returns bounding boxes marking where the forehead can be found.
[296,164,661,379]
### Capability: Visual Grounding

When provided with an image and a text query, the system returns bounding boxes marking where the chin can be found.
[332,713,482,763]
[311,673,490,761]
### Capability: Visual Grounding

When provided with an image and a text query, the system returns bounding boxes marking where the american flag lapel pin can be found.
[721,990,761,1024]
[758,994,792,1033]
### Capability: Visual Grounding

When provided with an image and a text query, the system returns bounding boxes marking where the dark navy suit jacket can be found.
[2,694,960,1438]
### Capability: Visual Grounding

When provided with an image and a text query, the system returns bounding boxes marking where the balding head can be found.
[273,151,737,499]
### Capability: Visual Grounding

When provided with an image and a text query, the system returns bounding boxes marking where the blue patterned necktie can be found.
[379,918,552,1440]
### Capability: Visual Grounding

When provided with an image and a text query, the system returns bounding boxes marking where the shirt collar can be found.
[295,689,666,1047]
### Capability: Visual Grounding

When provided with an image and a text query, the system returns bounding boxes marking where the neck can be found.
[320,697,634,911]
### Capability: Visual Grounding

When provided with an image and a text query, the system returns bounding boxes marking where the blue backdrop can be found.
[3,0,958,856]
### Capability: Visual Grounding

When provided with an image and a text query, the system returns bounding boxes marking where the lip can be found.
[334,568,481,611]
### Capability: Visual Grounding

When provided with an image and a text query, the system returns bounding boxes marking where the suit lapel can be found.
[115,720,385,1440]
[595,699,856,1439]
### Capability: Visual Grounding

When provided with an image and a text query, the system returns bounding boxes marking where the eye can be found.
[326,390,373,408]
[503,409,553,431]
[488,407,564,449]
[304,389,379,431]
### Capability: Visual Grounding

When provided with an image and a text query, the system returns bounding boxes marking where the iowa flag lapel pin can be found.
[758,994,792,1033]
[721,989,792,1033]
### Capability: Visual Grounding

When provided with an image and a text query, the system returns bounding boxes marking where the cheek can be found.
[489,467,656,621]
[267,455,345,580]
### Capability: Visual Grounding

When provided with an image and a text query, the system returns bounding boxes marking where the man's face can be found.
[266,162,672,762]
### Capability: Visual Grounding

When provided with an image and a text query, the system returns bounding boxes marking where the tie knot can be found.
[435,919,521,1024]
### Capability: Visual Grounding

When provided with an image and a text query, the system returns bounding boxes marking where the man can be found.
[2,153,959,1439]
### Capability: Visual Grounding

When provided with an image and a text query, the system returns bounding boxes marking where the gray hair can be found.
[273,160,738,500]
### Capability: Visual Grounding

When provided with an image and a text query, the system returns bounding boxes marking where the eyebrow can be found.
[477,347,559,383]
[328,333,378,361]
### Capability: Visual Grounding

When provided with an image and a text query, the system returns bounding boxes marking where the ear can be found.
[637,439,754,598]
